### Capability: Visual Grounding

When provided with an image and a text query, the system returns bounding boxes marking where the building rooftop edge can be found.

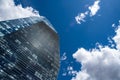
[0,16,57,37]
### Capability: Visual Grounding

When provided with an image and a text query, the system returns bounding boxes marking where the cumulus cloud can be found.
[113,24,120,49]
[88,0,100,16]
[72,21,120,80]
[75,0,100,24]
[0,0,40,21]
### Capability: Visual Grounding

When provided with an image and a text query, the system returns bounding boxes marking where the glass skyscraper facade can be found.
[0,17,60,80]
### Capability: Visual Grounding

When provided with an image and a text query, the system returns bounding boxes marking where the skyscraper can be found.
[0,17,60,80]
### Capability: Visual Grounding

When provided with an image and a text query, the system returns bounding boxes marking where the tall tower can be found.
[0,17,60,80]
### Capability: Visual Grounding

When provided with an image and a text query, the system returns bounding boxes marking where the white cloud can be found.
[62,66,77,77]
[112,24,116,27]
[61,52,67,61]
[113,23,120,49]
[72,21,120,80]
[75,11,88,24]
[67,66,77,76]
[0,0,40,21]
[72,70,90,80]
[89,0,100,16]
[75,0,100,24]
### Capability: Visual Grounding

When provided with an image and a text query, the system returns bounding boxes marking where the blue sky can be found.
[1,0,120,80]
